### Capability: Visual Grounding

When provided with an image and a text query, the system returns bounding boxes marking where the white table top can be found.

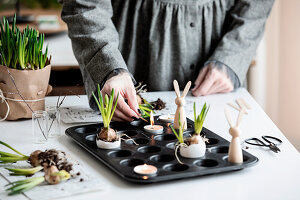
[0,88,299,200]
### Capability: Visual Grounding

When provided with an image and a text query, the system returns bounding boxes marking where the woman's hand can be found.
[192,62,234,96]
[101,72,139,121]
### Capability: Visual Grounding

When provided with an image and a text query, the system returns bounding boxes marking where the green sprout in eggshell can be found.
[171,103,210,145]
[194,102,209,135]
[170,113,185,144]
[92,84,119,142]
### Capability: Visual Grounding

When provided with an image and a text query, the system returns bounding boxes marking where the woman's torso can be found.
[112,0,235,90]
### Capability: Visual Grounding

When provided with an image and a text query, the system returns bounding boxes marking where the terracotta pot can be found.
[0,65,51,120]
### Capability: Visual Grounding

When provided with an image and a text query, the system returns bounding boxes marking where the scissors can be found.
[244,136,282,153]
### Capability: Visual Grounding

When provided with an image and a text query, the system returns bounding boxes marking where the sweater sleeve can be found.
[208,0,274,85]
[59,0,129,104]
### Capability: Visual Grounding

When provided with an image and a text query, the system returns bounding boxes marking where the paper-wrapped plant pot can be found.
[96,138,121,149]
[0,65,52,120]
[180,136,206,158]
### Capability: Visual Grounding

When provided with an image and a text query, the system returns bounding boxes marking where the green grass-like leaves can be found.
[194,102,209,135]
[139,99,155,118]
[0,156,28,164]
[92,84,119,128]
[6,176,45,195]
[170,113,184,144]
[0,141,29,164]
[6,166,43,176]
[5,170,71,195]
[0,14,49,69]
[0,141,27,157]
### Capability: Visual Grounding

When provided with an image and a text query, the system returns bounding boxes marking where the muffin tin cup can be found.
[66,117,258,183]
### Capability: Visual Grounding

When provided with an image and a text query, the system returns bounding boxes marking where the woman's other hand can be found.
[192,62,236,96]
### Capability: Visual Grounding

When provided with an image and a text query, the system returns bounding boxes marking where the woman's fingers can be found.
[125,87,140,116]
[192,68,217,96]
[208,76,234,95]
[100,72,140,121]
[219,83,233,93]
[116,95,139,119]
[112,109,134,122]
[111,115,124,122]
[100,88,133,121]
[205,80,221,95]
[192,65,234,96]
[192,66,209,91]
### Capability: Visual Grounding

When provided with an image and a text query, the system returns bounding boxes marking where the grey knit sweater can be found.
[60,0,274,106]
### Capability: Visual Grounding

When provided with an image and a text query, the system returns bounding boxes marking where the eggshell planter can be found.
[180,136,206,158]
[96,137,121,149]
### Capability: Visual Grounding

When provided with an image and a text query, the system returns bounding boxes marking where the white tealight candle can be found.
[134,164,157,175]
[144,124,164,134]
[144,111,164,134]
[159,114,175,123]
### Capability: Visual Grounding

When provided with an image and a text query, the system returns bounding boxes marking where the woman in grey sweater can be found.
[60,0,274,121]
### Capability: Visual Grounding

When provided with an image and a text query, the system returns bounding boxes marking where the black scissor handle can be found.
[245,138,267,146]
[262,136,282,145]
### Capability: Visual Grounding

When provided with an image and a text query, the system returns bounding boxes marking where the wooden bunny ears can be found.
[173,80,191,98]
[224,108,243,128]
[224,98,251,128]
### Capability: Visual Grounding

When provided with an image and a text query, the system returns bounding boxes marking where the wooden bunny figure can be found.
[224,108,243,164]
[173,80,191,130]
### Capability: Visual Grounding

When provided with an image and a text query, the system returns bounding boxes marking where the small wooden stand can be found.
[173,80,191,130]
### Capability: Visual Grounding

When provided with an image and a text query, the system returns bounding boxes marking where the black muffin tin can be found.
[65,117,258,183]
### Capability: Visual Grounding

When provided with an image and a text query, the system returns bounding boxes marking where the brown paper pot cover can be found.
[0,65,51,120]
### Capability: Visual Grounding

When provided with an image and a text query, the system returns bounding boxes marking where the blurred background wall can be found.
[249,0,300,152]
[0,0,60,10]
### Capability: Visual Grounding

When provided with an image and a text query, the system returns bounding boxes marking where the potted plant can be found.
[171,103,209,160]
[92,84,120,149]
[0,15,51,120]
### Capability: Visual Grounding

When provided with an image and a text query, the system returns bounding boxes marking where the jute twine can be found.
[0,89,44,121]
